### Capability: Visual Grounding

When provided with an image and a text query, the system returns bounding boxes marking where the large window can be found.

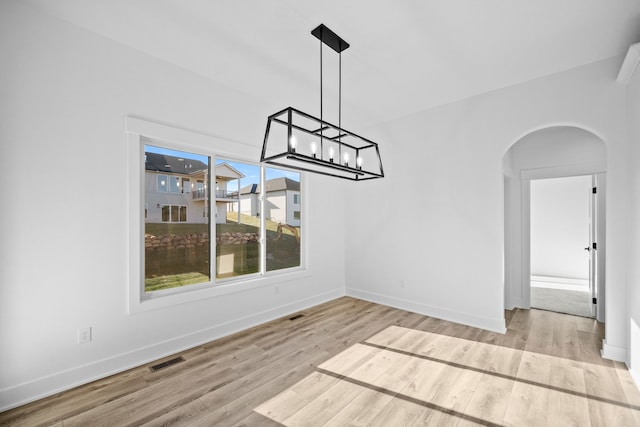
[265,166,301,272]
[142,144,302,295]
[144,145,210,293]
[216,160,302,279]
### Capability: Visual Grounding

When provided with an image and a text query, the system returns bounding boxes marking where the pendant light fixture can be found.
[260,24,384,181]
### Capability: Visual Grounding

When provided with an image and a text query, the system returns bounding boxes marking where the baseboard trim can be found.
[346,288,506,334]
[0,288,344,412]
[601,339,628,363]
[506,297,523,311]
[531,275,589,287]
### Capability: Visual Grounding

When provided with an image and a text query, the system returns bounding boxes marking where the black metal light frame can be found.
[260,24,384,181]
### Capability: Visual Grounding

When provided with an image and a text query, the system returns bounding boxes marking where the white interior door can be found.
[589,175,597,318]
[594,173,606,322]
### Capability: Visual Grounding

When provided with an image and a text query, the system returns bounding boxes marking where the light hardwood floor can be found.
[2,297,640,426]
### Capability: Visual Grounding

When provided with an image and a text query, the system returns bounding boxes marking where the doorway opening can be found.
[502,125,607,323]
[530,175,594,317]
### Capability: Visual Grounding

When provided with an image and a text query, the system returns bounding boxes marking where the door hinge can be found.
[592,297,597,304]
[592,242,597,250]
[592,187,597,194]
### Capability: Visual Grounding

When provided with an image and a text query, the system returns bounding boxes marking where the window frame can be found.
[126,116,309,314]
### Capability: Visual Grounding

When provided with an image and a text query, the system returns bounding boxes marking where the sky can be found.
[145,145,300,192]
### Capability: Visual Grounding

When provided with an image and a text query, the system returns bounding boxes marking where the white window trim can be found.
[126,116,309,314]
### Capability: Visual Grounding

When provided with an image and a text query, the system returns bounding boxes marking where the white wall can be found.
[0,1,346,410]
[530,175,592,281]
[345,55,629,347]
[627,58,640,387]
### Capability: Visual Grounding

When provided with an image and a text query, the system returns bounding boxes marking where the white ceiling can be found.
[26,0,640,128]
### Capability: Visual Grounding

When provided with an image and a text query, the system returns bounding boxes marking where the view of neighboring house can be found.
[144,151,209,224]
[239,177,301,227]
[214,162,244,224]
[145,154,296,227]
[144,153,247,225]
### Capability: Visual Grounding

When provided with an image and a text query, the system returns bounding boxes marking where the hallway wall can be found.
[530,175,592,281]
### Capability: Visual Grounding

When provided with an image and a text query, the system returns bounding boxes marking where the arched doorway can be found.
[503,126,607,321]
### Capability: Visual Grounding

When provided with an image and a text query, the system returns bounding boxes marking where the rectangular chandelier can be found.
[261,107,384,181]
[260,24,384,181]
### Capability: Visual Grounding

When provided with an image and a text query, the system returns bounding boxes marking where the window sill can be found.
[129,268,311,314]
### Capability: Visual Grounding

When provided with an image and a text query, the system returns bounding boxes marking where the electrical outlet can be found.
[78,327,92,344]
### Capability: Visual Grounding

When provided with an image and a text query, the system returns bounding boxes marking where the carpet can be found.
[531,286,593,318]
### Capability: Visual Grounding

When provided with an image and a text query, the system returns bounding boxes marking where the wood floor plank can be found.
[280,374,365,426]
[502,381,550,426]
[322,387,394,427]
[549,356,587,394]
[232,411,286,427]
[614,361,640,425]
[2,299,640,427]
[462,373,513,425]
[0,369,149,427]
[194,352,332,426]
[367,396,428,427]
[547,388,592,427]
[138,398,209,427]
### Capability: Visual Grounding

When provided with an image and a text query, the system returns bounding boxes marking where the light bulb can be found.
[344,152,350,166]
[329,147,334,162]
[311,141,317,157]
[289,135,297,152]
[357,156,363,169]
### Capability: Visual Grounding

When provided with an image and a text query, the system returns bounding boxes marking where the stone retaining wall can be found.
[145,232,259,250]
[218,232,259,245]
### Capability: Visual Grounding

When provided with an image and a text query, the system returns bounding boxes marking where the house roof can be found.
[145,152,207,175]
[240,177,300,194]
[215,162,244,180]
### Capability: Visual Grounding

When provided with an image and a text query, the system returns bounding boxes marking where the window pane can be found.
[169,176,180,193]
[265,167,301,272]
[158,175,167,192]
[215,159,260,279]
[144,145,210,292]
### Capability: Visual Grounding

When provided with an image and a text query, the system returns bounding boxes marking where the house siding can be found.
[145,171,208,224]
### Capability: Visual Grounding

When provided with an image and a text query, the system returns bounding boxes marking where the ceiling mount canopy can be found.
[260,24,384,181]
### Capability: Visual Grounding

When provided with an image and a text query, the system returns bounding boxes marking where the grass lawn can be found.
[144,214,300,291]
[225,212,299,237]
[145,272,210,292]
